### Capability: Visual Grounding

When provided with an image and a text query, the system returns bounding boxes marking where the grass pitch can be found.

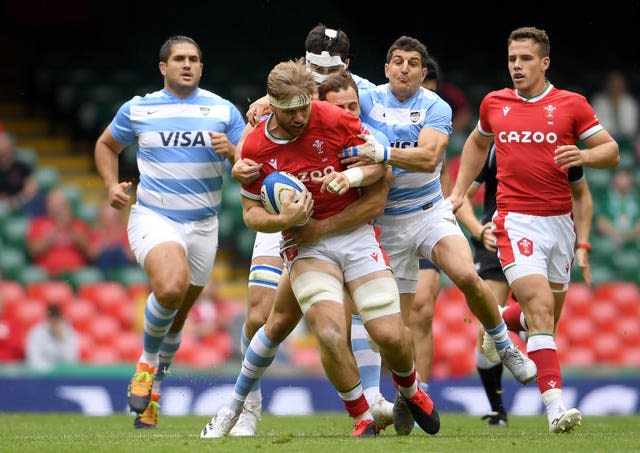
[1,413,638,453]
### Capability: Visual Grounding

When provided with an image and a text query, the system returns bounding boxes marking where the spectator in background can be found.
[595,166,640,249]
[26,187,92,277]
[591,70,639,144]
[0,293,25,362]
[184,279,227,341]
[25,304,78,371]
[89,201,135,276]
[0,131,43,216]
[425,57,472,136]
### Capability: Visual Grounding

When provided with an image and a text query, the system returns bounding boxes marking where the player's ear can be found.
[159,61,167,76]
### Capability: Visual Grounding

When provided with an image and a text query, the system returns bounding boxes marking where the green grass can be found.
[1,413,638,453]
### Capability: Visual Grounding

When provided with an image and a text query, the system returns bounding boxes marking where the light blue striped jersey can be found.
[110,87,246,222]
[359,85,452,216]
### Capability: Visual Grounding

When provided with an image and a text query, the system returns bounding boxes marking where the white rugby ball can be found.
[260,171,307,215]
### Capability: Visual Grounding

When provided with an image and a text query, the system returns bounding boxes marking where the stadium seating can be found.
[26,280,74,307]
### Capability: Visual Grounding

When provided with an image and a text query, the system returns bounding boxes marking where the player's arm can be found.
[555,130,619,170]
[242,190,314,234]
[386,126,449,172]
[341,127,448,173]
[314,162,387,195]
[449,128,493,213]
[232,124,263,184]
[246,94,271,127]
[94,127,132,210]
[571,177,593,287]
[288,167,392,245]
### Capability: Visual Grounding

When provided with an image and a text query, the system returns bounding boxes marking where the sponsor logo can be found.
[497,131,558,144]
[200,106,210,115]
[503,106,511,116]
[268,158,278,170]
[371,251,379,262]
[159,131,207,147]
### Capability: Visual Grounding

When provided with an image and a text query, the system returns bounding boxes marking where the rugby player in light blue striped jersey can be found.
[94,35,246,429]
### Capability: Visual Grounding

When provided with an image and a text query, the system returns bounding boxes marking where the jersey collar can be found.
[515,81,553,103]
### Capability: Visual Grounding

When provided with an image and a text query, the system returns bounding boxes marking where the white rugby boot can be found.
[549,407,582,434]
[498,345,537,385]
[229,400,261,437]
[200,407,239,439]
[370,393,394,431]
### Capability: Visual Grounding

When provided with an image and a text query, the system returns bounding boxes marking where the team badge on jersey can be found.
[410,111,422,123]
[312,139,328,162]
[517,237,534,256]
[200,106,210,115]
[545,104,556,124]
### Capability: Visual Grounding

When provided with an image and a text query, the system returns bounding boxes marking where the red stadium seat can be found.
[78,333,96,362]
[113,331,142,362]
[26,280,74,306]
[619,346,640,367]
[14,298,47,331]
[618,318,640,346]
[592,332,623,364]
[112,302,135,330]
[561,346,596,367]
[434,334,475,376]
[437,285,466,305]
[564,283,593,317]
[89,314,122,345]
[562,316,594,345]
[589,302,619,333]
[65,298,98,333]
[0,280,26,306]
[437,301,474,333]
[83,344,120,364]
[200,331,233,359]
[594,281,640,303]
[78,282,129,310]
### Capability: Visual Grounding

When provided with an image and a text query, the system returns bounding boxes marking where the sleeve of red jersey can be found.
[340,112,368,148]
[477,95,493,136]
[573,94,602,137]
[237,130,265,200]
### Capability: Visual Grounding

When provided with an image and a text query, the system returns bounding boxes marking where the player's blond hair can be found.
[267,59,316,104]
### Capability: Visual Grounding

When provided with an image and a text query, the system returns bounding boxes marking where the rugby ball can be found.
[260,171,307,215]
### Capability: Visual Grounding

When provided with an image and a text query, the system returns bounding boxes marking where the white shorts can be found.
[282,223,390,283]
[493,211,575,286]
[374,199,463,293]
[127,204,218,287]
[252,232,282,260]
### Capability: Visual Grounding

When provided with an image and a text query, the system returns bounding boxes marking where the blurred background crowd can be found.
[0,0,639,377]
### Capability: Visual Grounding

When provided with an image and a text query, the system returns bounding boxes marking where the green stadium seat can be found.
[590,264,616,286]
[16,265,49,285]
[106,265,148,287]
[61,185,82,215]
[1,215,29,253]
[0,246,28,280]
[63,266,105,290]
[16,147,38,167]
[34,167,60,193]
[76,201,98,224]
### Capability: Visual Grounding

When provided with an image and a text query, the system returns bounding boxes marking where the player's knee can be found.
[351,277,400,323]
[152,280,188,305]
[315,324,349,358]
[291,272,343,314]
[452,270,483,294]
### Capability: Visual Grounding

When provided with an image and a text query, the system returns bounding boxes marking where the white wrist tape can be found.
[342,167,364,187]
